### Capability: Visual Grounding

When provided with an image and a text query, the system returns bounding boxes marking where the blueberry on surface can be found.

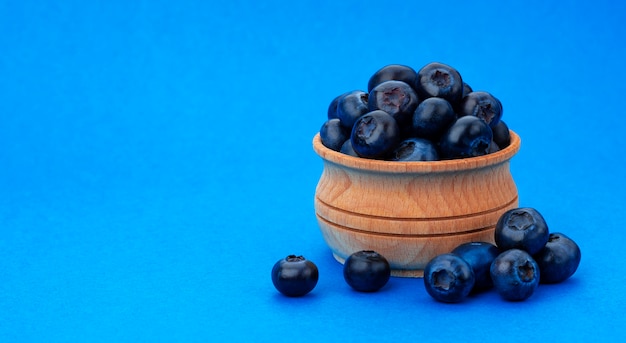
[320,118,349,151]
[415,62,464,105]
[367,64,418,93]
[490,249,540,301]
[340,139,359,157]
[411,97,457,140]
[351,110,401,159]
[458,91,503,128]
[336,90,369,129]
[534,233,581,284]
[495,207,550,255]
[492,120,511,149]
[423,253,475,303]
[451,242,500,292]
[390,138,439,161]
[343,250,391,292]
[368,80,419,127]
[439,116,493,159]
[271,255,319,297]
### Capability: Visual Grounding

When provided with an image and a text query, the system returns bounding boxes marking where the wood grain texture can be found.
[312,131,521,277]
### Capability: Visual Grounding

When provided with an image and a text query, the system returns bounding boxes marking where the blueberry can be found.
[458,91,503,128]
[390,138,439,161]
[534,233,581,284]
[462,82,473,98]
[271,255,319,297]
[367,64,418,93]
[343,250,391,292]
[320,118,349,151]
[490,249,540,301]
[327,92,348,120]
[411,97,457,140]
[492,120,511,149]
[340,139,359,157]
[415,62,464,105]
[336,90,369,129]
[423,253,475,303]
[439,116,493,159]
[351,110,401,159]
[495,207,550,255]
[451,242,500,292]
[368,80,419,127]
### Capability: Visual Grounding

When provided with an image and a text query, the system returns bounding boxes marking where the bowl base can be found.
[332,253,424,278]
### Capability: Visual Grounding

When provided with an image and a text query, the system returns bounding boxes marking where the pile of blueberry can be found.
[320,62,511,161]
[423,207,581,302]
[271,207,581,302]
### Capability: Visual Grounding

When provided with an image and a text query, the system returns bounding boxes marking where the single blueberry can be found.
[340,139,359,157]
[458,91,503,128]
[534,232,581,284]
[351,110,401,159]
[411,97,457,141]
[492,120,511,149]
[343,250,391,292]
[462,82,473,98]
[415,62,464,106]
[495,207,550,255]
[451,242,500,292]
[490,249,540,301]
[271,255,319,297]
[423,253,475,303]
[320,119,349,152]
[439,116,493,159]
[327,92,349,120]
[367,64,418,93]
[390,138,439,161]
[368,80,419,127]
[336,90,369,129]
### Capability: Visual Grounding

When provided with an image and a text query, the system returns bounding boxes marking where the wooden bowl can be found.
[312,131,521,277]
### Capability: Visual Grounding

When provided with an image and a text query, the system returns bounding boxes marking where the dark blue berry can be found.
[336,90,369,129]
[423,253,475,303]
[495,207,550,255]
[451,242,500,292]
[439,116,493,159]
[340,139,358,157]
[415,62,464,105]
[320,119,349,151]
[458,91,503,128]
[490,249,540,301]
[411,97,457,140]
[492,120,511,149]
[534,233,581,284]
[367,64,418,93]
[462,82,473,98]
[343,250,391,292]
[271,255,319,297]
[351,110,401,159]
[368,80,419,127]
[390,138,438,161]
[327,92,348,120]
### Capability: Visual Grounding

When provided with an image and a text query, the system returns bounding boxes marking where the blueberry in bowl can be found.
[439,116,493,159]
[368,80,419,128]
[414,62,464,105]
[351,110,401,159]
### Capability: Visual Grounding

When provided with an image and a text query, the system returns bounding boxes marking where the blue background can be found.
[1,1,625,341]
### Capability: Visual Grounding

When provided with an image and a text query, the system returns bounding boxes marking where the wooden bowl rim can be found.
[313,130,521,173]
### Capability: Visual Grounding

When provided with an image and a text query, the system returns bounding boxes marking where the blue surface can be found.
[1,1,625,341]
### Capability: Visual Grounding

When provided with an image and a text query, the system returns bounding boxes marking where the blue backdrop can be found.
[1,1,625,341]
